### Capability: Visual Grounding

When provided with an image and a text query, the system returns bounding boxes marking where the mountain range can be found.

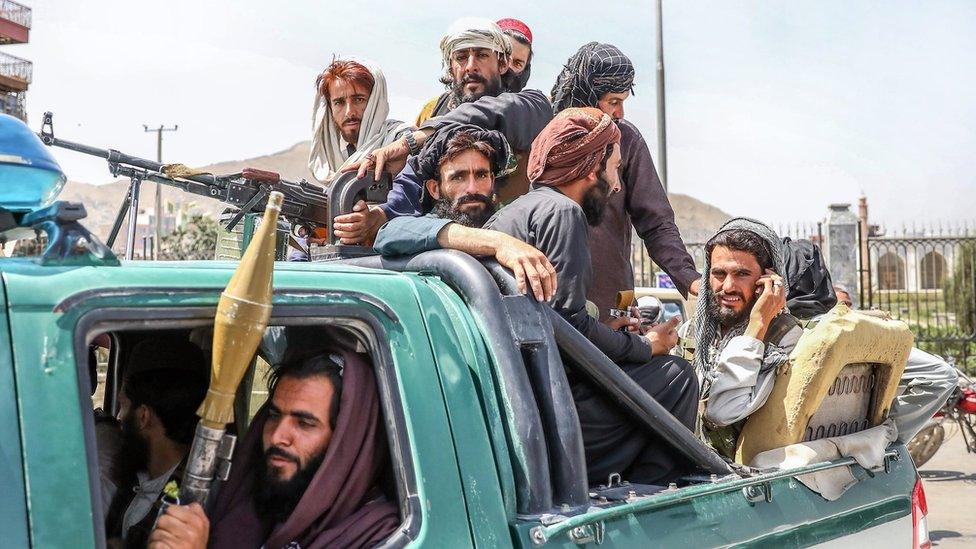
[59,141,732,244]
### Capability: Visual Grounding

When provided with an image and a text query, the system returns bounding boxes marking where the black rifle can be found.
[38,112,329,259]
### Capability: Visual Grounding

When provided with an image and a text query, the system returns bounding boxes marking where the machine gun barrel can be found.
[36,112,331,239]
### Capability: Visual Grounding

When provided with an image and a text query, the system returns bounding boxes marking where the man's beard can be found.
[581,175,611,227]
[254,445,326,525]
[433,193,496,227]
[340,116,361,145]
[707,289,755,328]
[452,73,503,104]
[115,411,149,483]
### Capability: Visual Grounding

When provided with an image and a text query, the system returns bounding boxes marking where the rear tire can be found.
[908,421,945,468]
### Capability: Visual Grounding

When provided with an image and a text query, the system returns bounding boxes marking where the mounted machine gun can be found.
[37,112,329,259]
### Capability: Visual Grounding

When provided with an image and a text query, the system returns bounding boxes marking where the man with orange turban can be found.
[483,108,698,485]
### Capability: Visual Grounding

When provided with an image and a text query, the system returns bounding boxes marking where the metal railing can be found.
[0,0,31,28]
[862,235,976,372]
[0,50,32,84]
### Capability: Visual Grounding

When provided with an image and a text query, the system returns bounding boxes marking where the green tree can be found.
[158,205,218,260]
[945,242,976,336]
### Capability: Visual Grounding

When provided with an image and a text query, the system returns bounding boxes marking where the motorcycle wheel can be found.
[908,421,946,468]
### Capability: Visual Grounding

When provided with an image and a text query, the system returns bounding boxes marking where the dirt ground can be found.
[920,423,976,547]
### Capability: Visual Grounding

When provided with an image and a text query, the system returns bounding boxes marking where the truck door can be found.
[0,279,30,547]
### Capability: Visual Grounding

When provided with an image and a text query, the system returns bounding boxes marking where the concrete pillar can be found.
[826,203,860,308]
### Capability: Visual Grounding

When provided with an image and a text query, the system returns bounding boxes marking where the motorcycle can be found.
[907,362,976,468]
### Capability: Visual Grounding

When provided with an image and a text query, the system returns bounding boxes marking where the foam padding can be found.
[735,305,912,464]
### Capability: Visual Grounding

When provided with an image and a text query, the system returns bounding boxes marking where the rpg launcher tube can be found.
[180,191,283,505]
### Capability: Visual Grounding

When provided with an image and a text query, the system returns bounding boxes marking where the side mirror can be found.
[636,295,664,326]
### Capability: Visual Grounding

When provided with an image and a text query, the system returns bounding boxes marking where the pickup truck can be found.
[0,113,928,549]
[0,229,928,548]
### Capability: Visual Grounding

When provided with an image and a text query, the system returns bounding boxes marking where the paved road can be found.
[920,423,976,548]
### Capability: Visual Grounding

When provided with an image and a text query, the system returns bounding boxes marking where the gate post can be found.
[826,203,860,308]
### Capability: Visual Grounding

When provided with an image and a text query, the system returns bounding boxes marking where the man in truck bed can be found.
[376,108,698,485]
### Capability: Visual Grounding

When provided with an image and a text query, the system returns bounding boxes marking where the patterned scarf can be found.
[551,42,635,113]
[694,217,792,387]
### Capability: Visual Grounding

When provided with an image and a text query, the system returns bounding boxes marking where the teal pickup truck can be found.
[0,113,928,547]
[0,242,929,548]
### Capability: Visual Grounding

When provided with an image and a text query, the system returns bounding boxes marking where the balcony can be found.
[0,0,30,44]
[0,50,31,92]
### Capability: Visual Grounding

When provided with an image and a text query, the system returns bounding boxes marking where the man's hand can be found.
[604,306,640,332]
[644,317,680,355]
[148,503,209,549]
[493,234,557,302]
[333,200,387,245]
[689,279,701,296]
[744,269,787,341]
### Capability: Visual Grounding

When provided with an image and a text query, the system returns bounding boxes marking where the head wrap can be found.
[551,42,635,114]
[308,60,411,185]
[439,18,512,70]
[408,123,514,213]
[782,237,837,319]
[496,18,532,44]
[527,107,620,187]
[209,350,399,549]
[496,18,533,93]
[694,218,790,383]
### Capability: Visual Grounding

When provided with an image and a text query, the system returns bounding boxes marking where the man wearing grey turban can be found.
[694,218,803,458]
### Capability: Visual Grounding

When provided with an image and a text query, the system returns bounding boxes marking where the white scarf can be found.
[308,61,410,185]
[439,17,512,69]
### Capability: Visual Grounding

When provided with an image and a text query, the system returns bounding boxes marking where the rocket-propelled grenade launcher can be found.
[179,191,283,506]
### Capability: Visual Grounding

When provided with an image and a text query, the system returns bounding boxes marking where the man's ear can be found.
[425,179,441,200]
[135,404,153,431]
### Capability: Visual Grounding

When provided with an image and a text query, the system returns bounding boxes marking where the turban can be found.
[527,107,621,188]
[439,17,512,70]
[496,18,533,43]
[551,42,635,114]
[408,123,514,212]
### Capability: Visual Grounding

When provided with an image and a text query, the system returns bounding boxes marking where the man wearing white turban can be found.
[416,17,513,125]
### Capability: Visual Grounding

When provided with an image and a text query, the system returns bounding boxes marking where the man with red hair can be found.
[308,59,413,244]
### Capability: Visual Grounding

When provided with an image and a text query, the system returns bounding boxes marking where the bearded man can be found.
[694,219,802,457]
[100,338,208,547]
[552,43,701,320]
[150,350,399,549]
[373,125,557,302]
[308,59,414,245]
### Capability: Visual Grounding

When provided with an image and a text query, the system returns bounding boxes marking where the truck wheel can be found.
[908,421,945,468]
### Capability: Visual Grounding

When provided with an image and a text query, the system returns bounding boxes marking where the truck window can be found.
[79,317,415,548]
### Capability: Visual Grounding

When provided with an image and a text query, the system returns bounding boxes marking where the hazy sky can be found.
[15,0,976,226]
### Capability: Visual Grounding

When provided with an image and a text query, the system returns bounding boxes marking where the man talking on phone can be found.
[693,218,803,458]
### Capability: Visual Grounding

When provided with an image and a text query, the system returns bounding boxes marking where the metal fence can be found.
[0,0,31,28]
[860,233,976,371]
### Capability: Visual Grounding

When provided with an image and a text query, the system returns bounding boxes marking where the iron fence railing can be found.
[862,235,976,372]
[0,50,31,84]
[0,0,31,28]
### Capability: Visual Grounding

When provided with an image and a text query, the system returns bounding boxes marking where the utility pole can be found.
[655,0,668,192]
[143,124,178,259]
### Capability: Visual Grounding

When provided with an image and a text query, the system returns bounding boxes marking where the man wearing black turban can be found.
[552,42,701,323]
